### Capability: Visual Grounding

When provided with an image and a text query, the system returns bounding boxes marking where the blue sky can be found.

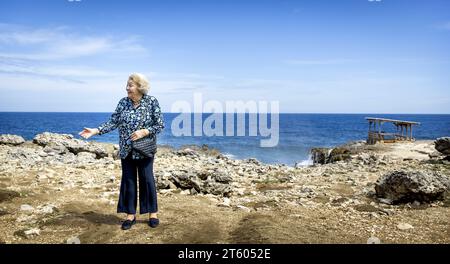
[0,0,449,113]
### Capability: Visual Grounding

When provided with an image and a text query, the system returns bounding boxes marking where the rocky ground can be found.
[0,133,449,244]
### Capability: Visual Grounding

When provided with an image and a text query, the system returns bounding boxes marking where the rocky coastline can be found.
[0,132,449,244]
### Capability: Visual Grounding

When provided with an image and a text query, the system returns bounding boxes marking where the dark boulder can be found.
[435,137,450,156]
[375,170,450,204]
[310,148,330,165]
[328,147,352,163]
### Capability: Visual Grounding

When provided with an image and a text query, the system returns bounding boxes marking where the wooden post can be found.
[395,124,399,140]
[410,125,413,140]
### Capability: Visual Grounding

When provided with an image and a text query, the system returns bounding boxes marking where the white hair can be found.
[128,73,150,95]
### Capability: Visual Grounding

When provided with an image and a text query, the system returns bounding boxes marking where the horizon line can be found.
[0,111,449,115]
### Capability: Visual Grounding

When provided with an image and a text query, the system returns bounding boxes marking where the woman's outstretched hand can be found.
[130,129,149,141]
[78,127,99,139]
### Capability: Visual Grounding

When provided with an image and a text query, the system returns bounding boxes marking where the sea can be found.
[1,112,449,166]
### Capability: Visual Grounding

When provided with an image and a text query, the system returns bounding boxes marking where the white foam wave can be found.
[223,153,236,159]
[296,154,313,167]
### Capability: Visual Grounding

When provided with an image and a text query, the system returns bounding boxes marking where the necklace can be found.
[131,98,140,106]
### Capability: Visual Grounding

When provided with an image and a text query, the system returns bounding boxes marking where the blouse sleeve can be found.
[97,98,124,135]
[146,97,165,136]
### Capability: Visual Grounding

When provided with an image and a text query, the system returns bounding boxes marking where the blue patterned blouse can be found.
[97,95,165,159]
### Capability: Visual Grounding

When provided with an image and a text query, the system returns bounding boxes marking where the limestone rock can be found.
[33,132,73,146]
[43,144,68,155]
[397,223,414,230]
[167,168,234,196]
[36,204,57,214]
[210,169,233,183]
[176,148,199,157]
[217,197,231,207]
[203,181,233,197]
[328,147,352,163]
[76,152,97,163]
[235,205,252,212]
[24,228,40,238]
[367,236,381,244]
[170,172,202,191]
[375,170,450,203]
[156,177,173,190]
[246,158,261,166]
[0,134,25,145]
[20,204,34,212]
[435,137,450,156]
[33,132,108,158]
[67,236,81,244]
[311,148,330,165]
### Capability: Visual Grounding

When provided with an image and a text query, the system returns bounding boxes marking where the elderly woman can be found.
[79,73,164,230]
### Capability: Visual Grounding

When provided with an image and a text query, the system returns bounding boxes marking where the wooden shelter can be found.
[366,117,420,144]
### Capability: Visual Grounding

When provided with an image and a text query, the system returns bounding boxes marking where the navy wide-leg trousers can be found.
[117,153,158,214]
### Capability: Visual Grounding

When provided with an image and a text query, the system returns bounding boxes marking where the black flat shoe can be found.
[148,218,159,228]
[121,217,136,230]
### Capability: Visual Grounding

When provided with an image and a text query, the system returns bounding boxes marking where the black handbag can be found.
[131,107,158,158]
[132,136,157,157]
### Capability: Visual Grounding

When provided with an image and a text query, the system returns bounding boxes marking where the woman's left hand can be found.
[130,129,149,141]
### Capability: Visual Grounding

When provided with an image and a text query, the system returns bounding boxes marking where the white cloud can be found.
[0,24,67,44]
[0,24,231,99]
[0,23,150,84]
[0,63,118,82]
[0,23,148,60]
[0,55,130,83]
